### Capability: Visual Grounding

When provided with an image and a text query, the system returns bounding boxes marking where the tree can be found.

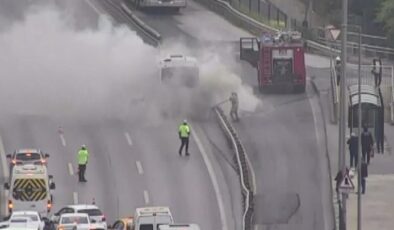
[376,0,394,42]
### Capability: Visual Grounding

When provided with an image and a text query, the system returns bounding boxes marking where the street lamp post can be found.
[339,0,348,227]
[340,21,362,230]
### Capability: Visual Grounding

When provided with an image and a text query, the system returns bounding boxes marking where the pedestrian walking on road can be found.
[78,145,89,182]
[361,160,368,194]
[361,126,374,164]
[347,132,358,168]
[178,120,191,156]
[229,92,239,122]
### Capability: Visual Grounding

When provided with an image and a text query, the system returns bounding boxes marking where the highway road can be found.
[118,1,334,230]
[0,1,229,230]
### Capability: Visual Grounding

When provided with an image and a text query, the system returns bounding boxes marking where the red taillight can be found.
[8,200,13,212]
[47,200,52,212]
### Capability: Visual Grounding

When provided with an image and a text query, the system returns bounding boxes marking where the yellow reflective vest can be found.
[179,124,190,138]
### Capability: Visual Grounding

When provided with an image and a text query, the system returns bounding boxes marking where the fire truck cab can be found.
[240,31,306,93]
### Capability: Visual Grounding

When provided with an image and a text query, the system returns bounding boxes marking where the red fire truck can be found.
[240,31,306,93]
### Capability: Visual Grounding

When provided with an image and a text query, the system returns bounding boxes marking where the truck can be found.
[240,31,306,93]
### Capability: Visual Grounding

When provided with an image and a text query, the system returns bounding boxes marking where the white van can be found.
[159,55,199,88]
[3,164,56,216]
[159,224,200,230]
[134,206,174,230]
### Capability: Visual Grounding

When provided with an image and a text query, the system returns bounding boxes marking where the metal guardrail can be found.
[192,0,341,57]
[213,106,254,230]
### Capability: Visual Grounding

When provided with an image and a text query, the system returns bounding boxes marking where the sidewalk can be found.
[347,174,394,230]
[311,60,394,230]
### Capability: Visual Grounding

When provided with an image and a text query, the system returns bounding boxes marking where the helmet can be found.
[336,56,341,61]
[183,119,187,124]
[351,132,356,137]
[81,144,87,150]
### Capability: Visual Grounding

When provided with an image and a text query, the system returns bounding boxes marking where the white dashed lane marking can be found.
[125,132,133,146]
[60,134,66,147]
[136,161,144,175]
[68,163,74,176]
[143,190,150,204]
[73,192,79,205]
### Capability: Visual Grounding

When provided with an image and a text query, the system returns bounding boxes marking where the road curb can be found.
[120,3,162,42]
[311,79,338,230]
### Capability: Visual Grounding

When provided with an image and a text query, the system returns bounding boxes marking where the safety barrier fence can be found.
[213,106,254,230]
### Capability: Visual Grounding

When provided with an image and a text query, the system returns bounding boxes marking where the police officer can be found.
[178,120,191,156]
[229,92,239,122]
[78,145,89,182]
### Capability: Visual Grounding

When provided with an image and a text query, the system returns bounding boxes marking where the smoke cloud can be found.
[0,3,259,124]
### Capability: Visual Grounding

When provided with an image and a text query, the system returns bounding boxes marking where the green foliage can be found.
[376,0,394,41]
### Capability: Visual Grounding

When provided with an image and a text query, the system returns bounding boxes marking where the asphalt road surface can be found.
[0,1,225,230]
[119,1,334,229]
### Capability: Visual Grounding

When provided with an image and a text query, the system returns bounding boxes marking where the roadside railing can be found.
[213,106,254,230]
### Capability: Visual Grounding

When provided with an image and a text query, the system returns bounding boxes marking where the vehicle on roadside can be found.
[3,165,56,216]
[158,224,200,230]
[130,0,186,12]
[109,206,173,230]
[7,149,50,168]
[240,30,306,93]
[51,205,107,230]
[56,213,101,230]
[159,54,199,88]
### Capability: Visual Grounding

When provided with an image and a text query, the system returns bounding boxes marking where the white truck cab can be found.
[3,164,56,216]
[159,55,199,88]
[133,206,174,230]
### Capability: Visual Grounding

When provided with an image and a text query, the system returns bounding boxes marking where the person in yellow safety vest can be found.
[178,120,191,156]
[229,92,239,122]
[78,145,89,182]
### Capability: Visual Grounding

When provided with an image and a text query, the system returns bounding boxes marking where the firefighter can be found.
[78,145,89,182]
[178,120,190,156]
[229,92,239,122]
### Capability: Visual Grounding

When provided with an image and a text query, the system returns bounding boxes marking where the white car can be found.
[52,205,106,230]
[57,213,91,230]
[6,211,46,230]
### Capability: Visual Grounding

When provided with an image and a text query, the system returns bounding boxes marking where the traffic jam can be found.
[0,149,200,230]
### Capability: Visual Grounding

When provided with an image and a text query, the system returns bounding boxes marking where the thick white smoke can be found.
[0,7,157,122]
[0,4,259,124]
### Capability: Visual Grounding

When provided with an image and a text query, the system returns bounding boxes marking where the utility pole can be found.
[340,0,348,229]
[356,25,362,230]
